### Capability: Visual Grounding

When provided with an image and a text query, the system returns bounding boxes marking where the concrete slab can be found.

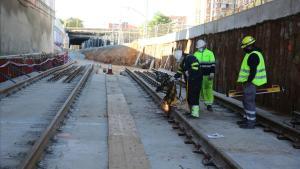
[106,75,150,169]
[188,24,205,39]
[0,79,73,168]
[41,73,108,169]
[234,7,259,29]
[204,20,218,35]
[217,15,235,33]
[291,0,300,15]
[257,0,292,24]
[0,72,39,89]
[137,71,300,169]
[190,104,300,169]
[118,74,209,169]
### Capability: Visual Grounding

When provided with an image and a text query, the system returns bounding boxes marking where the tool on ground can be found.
[227,85,283,98]
[207,133,224,139]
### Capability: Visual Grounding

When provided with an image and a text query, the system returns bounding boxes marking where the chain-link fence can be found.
[82,0,275,45]
[109,23,192,44]
[115,0,275,42]
[142,23,192,38]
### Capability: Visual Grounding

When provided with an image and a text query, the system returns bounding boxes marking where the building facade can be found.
[194,0,273,25]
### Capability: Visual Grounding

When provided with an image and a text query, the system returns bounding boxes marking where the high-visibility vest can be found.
[194,49,215,75]
[194,49,215,64]
[237,50,267,86]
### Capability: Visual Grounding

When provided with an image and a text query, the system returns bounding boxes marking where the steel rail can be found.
[0,62,73,98]
[125,68,242,169]
[18,65,93,169]
[214,93,300,149]
[152,69,300,149]
[64,66,85,83]
[47,65,76,82]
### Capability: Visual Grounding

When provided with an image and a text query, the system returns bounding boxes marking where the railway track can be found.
[0,64,93,169]
[0,62,74,99]
[140,69,300,148]
[19,65,93,169]
[38,68,107,169]
[33,65,215,169]
[126,68,300,169]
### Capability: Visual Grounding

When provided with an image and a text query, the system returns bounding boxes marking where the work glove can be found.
[208,73,214,80]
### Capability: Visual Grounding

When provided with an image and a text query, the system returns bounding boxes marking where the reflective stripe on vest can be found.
[191,62,199,70]
[237,51,267,86]
[194,49,215,67]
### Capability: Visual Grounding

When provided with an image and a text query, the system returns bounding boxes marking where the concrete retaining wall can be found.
[0,0,53,56]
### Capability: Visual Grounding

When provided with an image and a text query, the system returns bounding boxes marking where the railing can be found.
[70,0,275,45]
[0,52,69,83]
[143,24,192,38]
[136,0,275,39]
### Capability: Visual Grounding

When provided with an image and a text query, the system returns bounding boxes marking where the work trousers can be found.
[243,83,257,124]
[187,78,202,107]
[201,76,214,105]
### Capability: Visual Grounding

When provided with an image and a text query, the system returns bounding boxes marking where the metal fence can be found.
[75,0,276,46]
[132,0,275,40]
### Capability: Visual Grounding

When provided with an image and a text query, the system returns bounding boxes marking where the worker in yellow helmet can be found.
[237,36,267,129]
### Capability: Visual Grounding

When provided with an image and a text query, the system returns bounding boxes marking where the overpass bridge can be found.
[66,27,140,47]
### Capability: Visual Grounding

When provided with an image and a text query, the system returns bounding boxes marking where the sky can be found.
[55,0,195,28]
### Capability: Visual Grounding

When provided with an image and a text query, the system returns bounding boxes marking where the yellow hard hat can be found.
[241,36,256,48]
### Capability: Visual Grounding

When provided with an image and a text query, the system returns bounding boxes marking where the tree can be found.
[146,12,172,36]
[147,12,172,28]
[64,18,84,28]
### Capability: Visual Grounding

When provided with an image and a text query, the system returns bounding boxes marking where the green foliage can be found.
[146,12,172,37]
[64,18,84,28]
[147,12,172,28]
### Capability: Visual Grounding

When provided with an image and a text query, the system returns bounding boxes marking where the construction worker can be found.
[174,53,203,118]
[175,53,188,83]
[194,39,216,111]
[237,35,267,129]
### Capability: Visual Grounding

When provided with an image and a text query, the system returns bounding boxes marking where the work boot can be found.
[184,105,192,116]
[191,105,200,118]
[207,105,213,112]
[239,121,255,129]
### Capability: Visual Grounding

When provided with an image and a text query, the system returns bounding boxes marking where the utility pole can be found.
[145,0,149,38]
[210,0,214,21]
[233,0,237,14]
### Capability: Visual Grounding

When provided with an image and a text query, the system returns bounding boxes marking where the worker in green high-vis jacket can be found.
[193,39,216,111]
